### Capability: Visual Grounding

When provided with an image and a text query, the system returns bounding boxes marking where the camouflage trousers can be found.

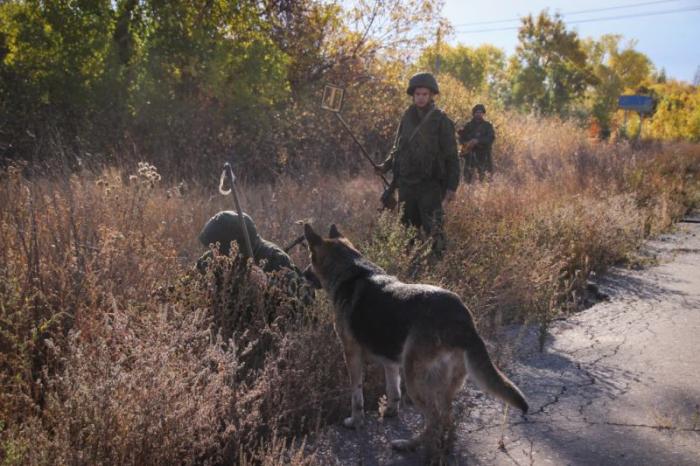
[463,151,492,183]
[267,268,316,307]
[398,180,446,255]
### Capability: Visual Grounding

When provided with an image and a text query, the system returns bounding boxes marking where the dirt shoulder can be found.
[314,220,700,465]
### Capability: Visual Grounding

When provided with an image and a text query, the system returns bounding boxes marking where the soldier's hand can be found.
[444,190,456,204]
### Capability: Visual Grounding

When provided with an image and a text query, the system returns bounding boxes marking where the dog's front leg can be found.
[343,347,365,429]
[383,363,401,418]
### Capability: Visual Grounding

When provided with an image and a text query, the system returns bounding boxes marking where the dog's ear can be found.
[304,223,323,248]
[329,224,343,239]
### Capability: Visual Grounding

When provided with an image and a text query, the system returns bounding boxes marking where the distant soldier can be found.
[197,211,317,302]
[458,104,495,183]
[376,72,460,255]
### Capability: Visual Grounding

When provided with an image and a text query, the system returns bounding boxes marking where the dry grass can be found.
[1,115,699,464]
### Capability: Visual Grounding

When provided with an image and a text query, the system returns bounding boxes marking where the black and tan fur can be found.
[304,224,528,457]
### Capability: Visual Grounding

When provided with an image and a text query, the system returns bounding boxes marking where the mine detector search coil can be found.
[219,162,255,258]
[321,84,397,210]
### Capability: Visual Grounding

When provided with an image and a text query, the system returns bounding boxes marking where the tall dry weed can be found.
[1,120,699,464]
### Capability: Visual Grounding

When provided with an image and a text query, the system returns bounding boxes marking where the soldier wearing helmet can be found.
[376,72,460,255]
[196,211,298,273]
[196,210,317,303]
[458,103,495,183]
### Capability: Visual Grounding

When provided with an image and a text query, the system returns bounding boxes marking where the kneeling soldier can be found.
[197,211,316,303]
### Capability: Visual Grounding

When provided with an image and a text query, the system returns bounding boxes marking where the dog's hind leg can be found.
[383,363,401,418]
[391,343,431,452]
[342,344,365,429]
[432,351,467,458]
[393,349,466,459]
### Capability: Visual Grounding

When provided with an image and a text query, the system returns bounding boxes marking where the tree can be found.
[417,43,506,93]
[507,11,597,116]
[583,34,653,137]
[0,0,292,172]
[611,48,652,89]
[262,0,443,94]
[0,1,115,135]
[644,82,700,141]
[654,68,667,84]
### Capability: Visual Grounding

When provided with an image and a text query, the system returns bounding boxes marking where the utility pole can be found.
[435,24,442,74]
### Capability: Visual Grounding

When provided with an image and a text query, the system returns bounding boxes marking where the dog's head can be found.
[303,224,361,288]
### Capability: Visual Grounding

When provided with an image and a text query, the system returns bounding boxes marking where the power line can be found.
[454,6,700,34]
[452,0,685,27]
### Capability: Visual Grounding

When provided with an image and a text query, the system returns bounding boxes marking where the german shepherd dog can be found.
[304,224,528,457]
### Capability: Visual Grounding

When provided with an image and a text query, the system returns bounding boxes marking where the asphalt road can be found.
[315,220,700,465]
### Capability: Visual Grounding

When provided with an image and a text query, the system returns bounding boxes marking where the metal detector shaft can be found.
[333,112,390,188]
[220,163,255,259]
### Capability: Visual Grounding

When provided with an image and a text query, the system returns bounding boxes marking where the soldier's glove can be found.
[380,185,397,210]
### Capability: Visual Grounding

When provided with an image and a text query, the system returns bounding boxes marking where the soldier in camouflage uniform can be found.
[458,104,495,183]
[197,211,316,303]
[197,211,296,273]
[376,72,460,254]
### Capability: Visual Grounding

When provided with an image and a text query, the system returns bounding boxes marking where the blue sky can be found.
[442,0,700,83]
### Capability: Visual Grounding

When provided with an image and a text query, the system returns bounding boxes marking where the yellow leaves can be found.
[640,82,700,142]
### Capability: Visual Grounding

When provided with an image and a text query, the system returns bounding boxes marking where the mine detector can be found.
[282,84,399,253]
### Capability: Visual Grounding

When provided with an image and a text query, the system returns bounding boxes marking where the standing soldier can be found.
[459,104,495,183]
[376,72,460,255]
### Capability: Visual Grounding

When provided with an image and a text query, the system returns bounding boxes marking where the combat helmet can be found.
[472,104,486,114]
[407,72,439,95]
[198,211,260,256]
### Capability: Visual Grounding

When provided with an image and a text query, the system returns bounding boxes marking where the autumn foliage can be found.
[1,1,700,464]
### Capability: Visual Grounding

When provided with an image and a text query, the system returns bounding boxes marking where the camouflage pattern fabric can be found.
[267,267,316,307]
[398,180,444,237]
[382,103,460,193]
[255,238,297,273]
[398,180,446,255]
[197,211,315,303]
[380,102,459,255]
[459,118,495,182]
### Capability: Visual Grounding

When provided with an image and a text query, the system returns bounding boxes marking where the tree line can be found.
[0,1,698,180]
[421,12,699,141]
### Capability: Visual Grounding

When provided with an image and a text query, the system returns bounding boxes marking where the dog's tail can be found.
[463,335,529,414]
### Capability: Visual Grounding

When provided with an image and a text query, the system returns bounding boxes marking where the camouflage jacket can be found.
[198,211,297,274]
[382,103,460,192]
[255,238,298,274]
[197,211,315,305]
[458,119,495,157]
